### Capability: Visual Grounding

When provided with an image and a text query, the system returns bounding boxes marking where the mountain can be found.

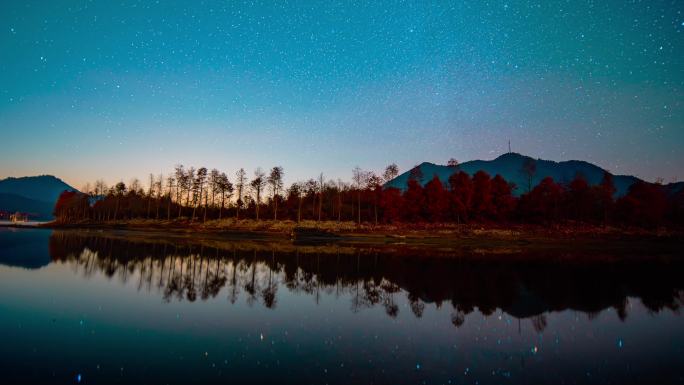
[0,175,77,203]
[0,175,77,219]
[0,193,55,219]
[385,153,664,197]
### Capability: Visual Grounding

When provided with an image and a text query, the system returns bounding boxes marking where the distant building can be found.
[10,212,29,222]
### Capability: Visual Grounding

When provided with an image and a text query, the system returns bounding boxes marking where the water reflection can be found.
[44,229,684,329]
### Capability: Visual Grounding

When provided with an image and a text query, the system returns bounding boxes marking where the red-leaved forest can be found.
[53,164,684,228]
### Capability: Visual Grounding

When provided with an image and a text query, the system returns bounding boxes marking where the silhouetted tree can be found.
[250,168,266,220]
[383,163,399,183]
[191,167,207,222]
[235,168,247,220]
[268,166,284,221]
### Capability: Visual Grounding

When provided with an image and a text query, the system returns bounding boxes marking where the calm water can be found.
[0,228,683,384]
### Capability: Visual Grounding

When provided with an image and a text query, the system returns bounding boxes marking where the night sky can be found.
[1,1,683,188]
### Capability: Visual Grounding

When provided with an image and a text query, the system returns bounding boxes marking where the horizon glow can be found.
[1,1,683,189]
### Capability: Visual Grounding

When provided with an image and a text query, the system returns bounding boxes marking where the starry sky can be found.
[1,0,683,188]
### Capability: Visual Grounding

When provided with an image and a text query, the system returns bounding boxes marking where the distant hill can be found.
[0,175,77,219]
[0,193,55,219]
[385,153,677,197]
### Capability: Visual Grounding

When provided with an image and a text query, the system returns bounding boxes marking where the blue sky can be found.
[1,0,683,188]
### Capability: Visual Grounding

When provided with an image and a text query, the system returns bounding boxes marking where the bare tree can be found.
[216,172,233,220]
[206,169,221,222]
[174,165,187,219]
[209,169,220,211]
[94,180,107,197]
[521,158,537,193]
[183,167,195,217]
[336,179,346,222]
[147,173,155,218]
[367,172,382,225]
[113,181,126,220]
[250,168,266,220]
[352,167,365,224]
[165,175,175,220]
[130,178,141,195]
[155,173,163,219]
[317,173,325,221]
[289,182,305,223]
[383,163,399,183]
[191,167,207,222]
[267,166,284,220]
[235,168,247,220]
[305,179,318,219]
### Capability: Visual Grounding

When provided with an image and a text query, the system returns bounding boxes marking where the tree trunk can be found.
[318,192,322,222]
[114,197,120,220]
[297,196,302,223]
[273,193,278,221]
[203,190,207,223]
[357,192,361,224]
[219,193,224,220]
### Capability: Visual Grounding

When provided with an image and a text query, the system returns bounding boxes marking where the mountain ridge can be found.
[385,152,677,197]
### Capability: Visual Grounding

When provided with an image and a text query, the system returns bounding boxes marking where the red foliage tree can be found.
[566,175,593,222]
[448,171,473,223]
[518,177,564,223]
[615,181,668,227]
[491,174,515,221]
[471,171,494,220]
[423,176,449,222]
[53,191,89,222]
[380,187,404,223]
[403,179,425,222]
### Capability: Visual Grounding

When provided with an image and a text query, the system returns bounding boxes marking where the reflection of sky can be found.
[1,1,683,187]
[1,259,683,384]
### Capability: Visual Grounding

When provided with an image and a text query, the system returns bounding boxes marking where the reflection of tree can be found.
[261,251,278,309]
[244,251,259,306]
[227,259,240,304]
[451,311,465,328]
[381,281,400,318]
[409,294,425,318]
[531,314,547,332]
[48,230,684,328]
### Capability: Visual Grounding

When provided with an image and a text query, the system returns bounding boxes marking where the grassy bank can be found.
[40,217,684,243]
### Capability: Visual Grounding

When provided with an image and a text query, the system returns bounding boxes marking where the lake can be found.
[0,227,683,384]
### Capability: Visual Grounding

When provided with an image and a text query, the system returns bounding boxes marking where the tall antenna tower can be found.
[508,140,511,153]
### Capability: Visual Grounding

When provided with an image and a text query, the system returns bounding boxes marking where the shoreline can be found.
[2,219,682,262]
[11,218,681,249]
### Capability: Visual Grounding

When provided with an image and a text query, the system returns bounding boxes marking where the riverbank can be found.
[25,217,682,251]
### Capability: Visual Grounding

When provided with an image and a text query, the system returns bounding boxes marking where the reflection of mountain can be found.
[0,175,77,219]
[385,152,683,197]
[46,230,684,327]
[0,228,52,269]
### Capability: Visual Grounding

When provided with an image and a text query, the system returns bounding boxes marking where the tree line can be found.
[53,162,684,228]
